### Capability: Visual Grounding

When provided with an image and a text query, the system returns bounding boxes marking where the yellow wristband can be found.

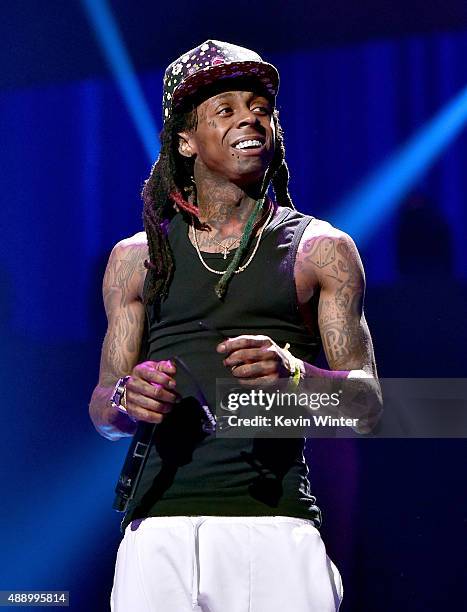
[291,362,302,387]
[282,343,302,388]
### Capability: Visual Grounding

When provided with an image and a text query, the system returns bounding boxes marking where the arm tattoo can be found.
[99,245,146,384]
[303,236,336,269]
[309,238,366,370]
[103,246,147,307]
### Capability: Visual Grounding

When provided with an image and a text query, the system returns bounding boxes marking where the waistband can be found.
[127,514,319,533]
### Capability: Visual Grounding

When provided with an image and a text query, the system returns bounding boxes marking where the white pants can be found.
[111,515,343,612]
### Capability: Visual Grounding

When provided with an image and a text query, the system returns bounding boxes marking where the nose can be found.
[236,107,260,128]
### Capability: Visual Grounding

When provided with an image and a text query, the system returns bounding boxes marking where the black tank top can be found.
[122,206,323,530]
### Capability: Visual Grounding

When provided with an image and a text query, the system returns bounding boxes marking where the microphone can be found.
[113,335,217,512]
[113,421,156,512]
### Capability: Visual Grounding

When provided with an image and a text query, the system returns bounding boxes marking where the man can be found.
[90,40,380,612]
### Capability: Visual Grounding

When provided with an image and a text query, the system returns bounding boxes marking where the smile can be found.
[233,139,264,150]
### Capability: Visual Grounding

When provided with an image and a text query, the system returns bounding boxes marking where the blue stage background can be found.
[1,9,466,611]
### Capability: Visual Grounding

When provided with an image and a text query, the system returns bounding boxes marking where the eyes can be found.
[215,102,272,117]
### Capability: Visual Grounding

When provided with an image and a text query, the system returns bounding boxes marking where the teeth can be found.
[234,139,263,149]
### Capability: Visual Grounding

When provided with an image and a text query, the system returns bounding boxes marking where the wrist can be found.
[346,369,373,379]
[110,376,137,422]
[281,344,304,387]
[89,383,137,440]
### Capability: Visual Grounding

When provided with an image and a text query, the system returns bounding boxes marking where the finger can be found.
[134,361,177,387]
[231,361,277,379]
[223,347,276,367]
[127,392,174,415]
[237,374,279,387]
[125,403,166,424]
[127,379,179,405]
[217,335,272,355]
[142,359,177,376]
[152,359,177,375]
[128,374,179,401]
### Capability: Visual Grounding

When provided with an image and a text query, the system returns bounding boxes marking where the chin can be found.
[231,163,270,187]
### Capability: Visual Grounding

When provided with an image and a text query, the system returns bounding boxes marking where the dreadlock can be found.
[142,106,295,306]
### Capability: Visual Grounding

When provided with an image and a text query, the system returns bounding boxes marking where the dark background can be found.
[1,1,466,610]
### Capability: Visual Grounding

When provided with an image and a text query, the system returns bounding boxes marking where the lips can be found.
[231,135,266,150]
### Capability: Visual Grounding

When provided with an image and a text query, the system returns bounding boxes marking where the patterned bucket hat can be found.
[162,40,279,122]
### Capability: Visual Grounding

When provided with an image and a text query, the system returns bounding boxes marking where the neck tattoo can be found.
[190,200,273,275]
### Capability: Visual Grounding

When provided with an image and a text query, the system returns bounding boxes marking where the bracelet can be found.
[282,343,303,388]
[290,361,302,387]
[110,376,131,415]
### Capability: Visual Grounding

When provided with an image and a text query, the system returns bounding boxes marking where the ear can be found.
[177,132,196,158]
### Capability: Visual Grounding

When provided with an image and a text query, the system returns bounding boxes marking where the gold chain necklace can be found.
[191,205,273,275]
[204,234,241,260]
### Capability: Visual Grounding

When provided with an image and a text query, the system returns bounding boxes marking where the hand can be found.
[216,335,291,385]
[125,360,179,423]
